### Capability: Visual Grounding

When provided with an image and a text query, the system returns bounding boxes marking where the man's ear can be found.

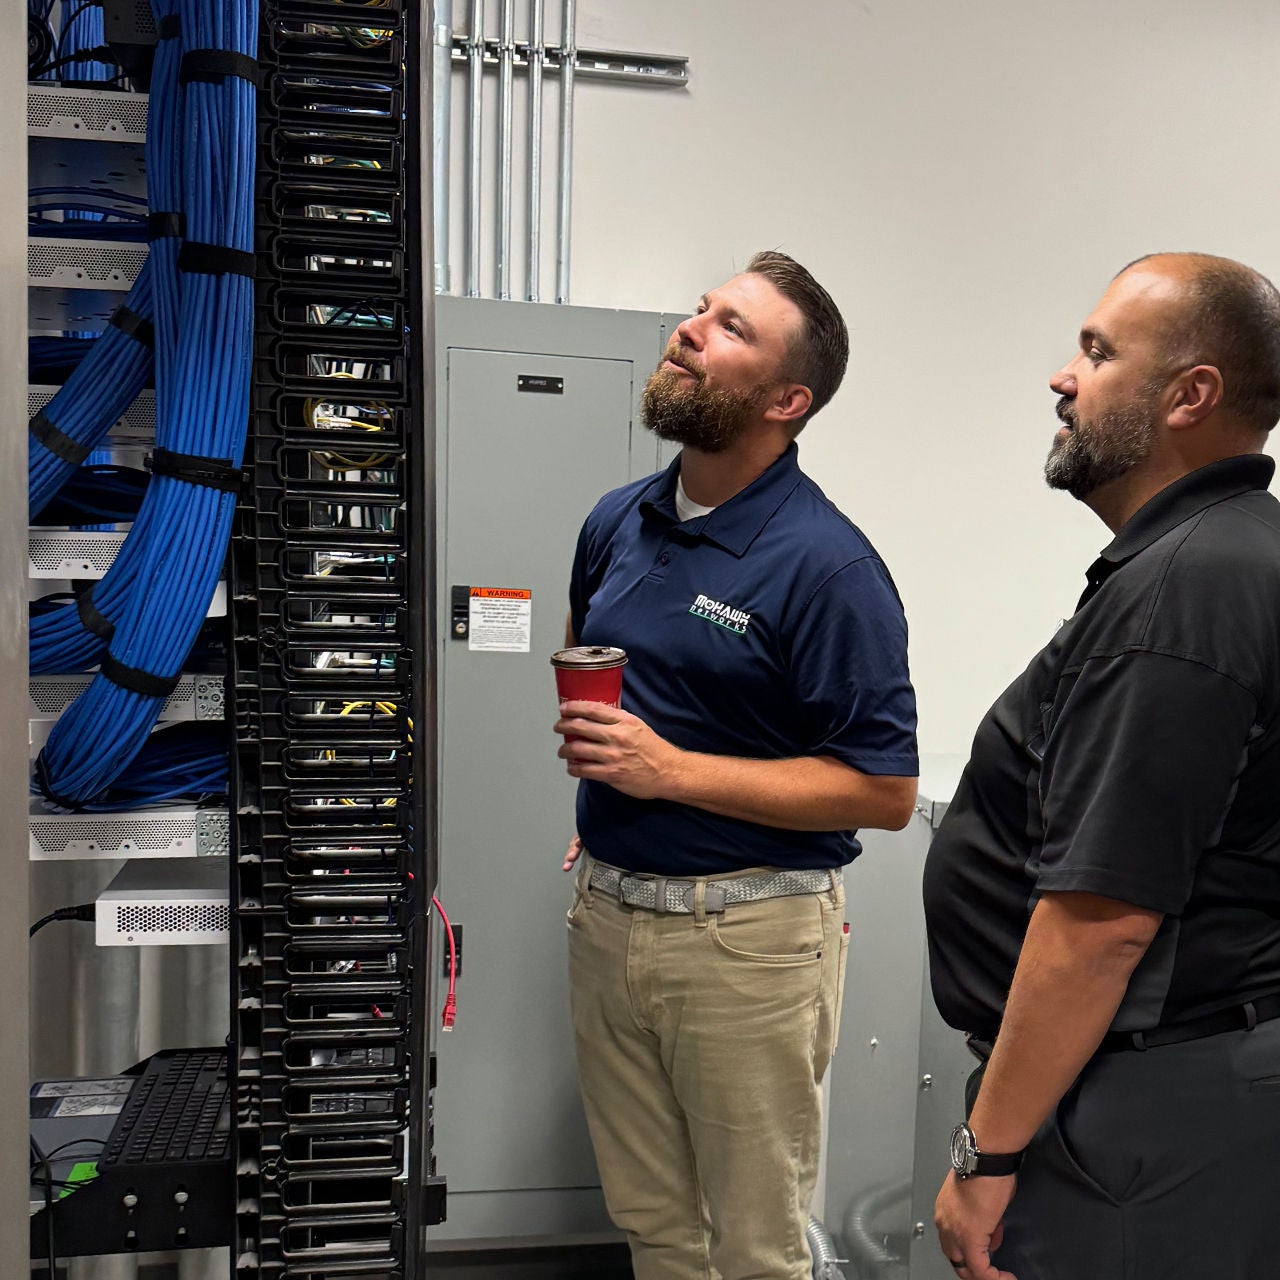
[765,382,813,428]
[1167,365,1223,429]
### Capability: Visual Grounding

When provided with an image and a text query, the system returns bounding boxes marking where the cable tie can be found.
[178,240,255,278]
[34,755,85,812]
[76,584,115,642]
[99,652,181,699]
[108,304,155,349]
[147,446,244,495]
[147,210,185,241]
[179,48,258,86]
[29,410,91,465]
[158,14,181,40]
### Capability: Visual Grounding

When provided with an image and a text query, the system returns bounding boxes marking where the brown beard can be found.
[1044,392,1160,500]
[641,358,769,454]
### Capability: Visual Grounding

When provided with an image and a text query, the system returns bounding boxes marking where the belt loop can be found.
[652,877,668,915]
[578,854,595,906]
[1244,1001,1258,1031]
[1130,1031,1148,1052]
[692,879,709,928]
[827,868,840,903]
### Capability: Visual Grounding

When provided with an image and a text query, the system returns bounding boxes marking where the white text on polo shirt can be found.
[689,593,752,635]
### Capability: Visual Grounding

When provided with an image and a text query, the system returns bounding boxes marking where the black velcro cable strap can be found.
[108,304,154,348]
[100,652,180,699]
[34,755,84,812]
[179,48,257,86]
[29,410,91,465]
[148,446,243,494]
[147,211,185,241]
[76,585,114,642]
[178,240,255,278]
[158,13,181,39]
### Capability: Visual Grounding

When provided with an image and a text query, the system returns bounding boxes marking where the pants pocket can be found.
[1053,1082,1143,1205]
[707,895,824,965]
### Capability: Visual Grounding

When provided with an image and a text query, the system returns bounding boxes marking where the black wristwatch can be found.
[949,1123,1024,1179]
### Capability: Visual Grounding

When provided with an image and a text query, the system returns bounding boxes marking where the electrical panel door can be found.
[436,345,636,1231]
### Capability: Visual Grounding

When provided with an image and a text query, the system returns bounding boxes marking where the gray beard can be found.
[1044,402,1158,500]
[641,365,766,454]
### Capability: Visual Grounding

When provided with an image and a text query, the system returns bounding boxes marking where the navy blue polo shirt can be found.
[569,443,918,876]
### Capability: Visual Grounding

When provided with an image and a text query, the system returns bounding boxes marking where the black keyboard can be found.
[102,1048,230,1168]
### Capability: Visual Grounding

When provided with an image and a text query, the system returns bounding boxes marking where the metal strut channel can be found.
[230,0,442,1275]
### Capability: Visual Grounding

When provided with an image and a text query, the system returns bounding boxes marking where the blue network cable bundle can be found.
[28,0,248,824]
[226,0,442,1275]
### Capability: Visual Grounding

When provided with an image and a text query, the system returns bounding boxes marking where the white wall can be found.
[444,0,1280,754]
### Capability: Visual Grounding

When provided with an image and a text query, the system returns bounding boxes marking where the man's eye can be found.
[726,322,742,337]
[1088,348,1107,362]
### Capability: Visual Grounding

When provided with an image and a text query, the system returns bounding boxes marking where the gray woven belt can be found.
[587,862,839,915]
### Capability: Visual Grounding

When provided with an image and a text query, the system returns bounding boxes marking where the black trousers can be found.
[973,1018,1280,1279]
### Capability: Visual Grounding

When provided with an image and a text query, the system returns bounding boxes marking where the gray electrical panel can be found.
[430,297,682,1245]
[822,758,976,1280]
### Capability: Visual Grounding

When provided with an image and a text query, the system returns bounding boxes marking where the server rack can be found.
[229,1,443,1275]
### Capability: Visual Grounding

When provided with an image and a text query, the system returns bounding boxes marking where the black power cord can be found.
[29,903,96,938]
[29,1135,56,1278]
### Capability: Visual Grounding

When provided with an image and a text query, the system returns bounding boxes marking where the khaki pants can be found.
[567,855,849,1280]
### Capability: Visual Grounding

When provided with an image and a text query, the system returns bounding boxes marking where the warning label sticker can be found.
[468,587,533,654]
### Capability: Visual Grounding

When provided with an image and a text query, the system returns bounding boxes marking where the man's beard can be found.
[640,354,768,454]
[1044,392,1160,501]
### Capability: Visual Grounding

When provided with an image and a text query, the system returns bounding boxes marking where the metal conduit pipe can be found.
[432,0,453,293]
[554,0,576,304]
[807,1215,849,1280]
[525,0,544,301]
[465,0,485,297]
[496,0,516,298]
[843,1178,910,1276]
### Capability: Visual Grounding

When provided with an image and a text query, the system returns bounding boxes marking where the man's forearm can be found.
[663,750,916,832]
[967,891,1162,1154]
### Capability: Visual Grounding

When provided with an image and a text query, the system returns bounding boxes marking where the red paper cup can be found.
[551,646,628,740]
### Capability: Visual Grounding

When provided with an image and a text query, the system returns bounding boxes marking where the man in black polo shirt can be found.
[925,252,1280,1280]
[553,252,918,1280]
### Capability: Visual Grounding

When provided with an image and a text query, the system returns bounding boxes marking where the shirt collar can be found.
[1076,454,1275,610]
[637,443,804,556]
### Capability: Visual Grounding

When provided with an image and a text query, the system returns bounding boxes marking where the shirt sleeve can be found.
[1036,650,1258,913]
[567,515,596,646]
[789,556,919,776]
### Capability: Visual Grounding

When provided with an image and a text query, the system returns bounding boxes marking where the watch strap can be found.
[968,1147,1024,1177]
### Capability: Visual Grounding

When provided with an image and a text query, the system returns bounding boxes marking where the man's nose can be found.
[674,313,705,350]
[1049,365,1076,396]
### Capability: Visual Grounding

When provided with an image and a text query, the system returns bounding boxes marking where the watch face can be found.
[950,1123,975,1176]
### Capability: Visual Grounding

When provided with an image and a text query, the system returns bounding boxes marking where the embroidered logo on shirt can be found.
[689,593,752,635]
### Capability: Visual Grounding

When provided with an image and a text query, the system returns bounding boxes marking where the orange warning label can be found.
[469,587,532,600]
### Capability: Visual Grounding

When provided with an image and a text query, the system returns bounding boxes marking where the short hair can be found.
[1124,252,1280,433]
[746,250,850,430]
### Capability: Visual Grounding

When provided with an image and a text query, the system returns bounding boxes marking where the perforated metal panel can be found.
[95,856,230,945]
[26,86,149,142]
[27,802,230,860]
[28,674,224,720]
[115,900,228,938]
[28,237,146,290]
[27,530,126,577]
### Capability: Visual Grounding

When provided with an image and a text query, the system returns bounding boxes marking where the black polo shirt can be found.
[924,455,1280,1038]
[569,444,918,876]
